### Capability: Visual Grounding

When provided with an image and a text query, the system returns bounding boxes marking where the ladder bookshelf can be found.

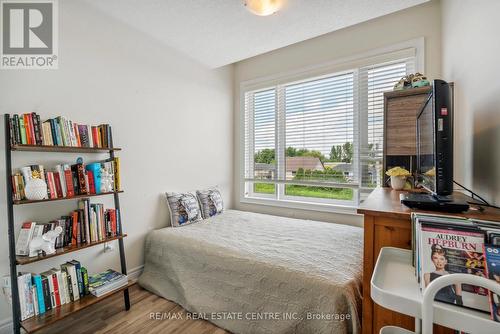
[3,114,131,334]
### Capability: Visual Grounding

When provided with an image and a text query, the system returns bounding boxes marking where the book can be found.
[418,220,489,312]
[81,267,90,295]
[41,270,56,311]
[41,277,51,310]
[88,269,128,297]
[60,263,79,301]
[484,245,500,321]
[16,222,36,256]
[32,274,45,315]
[32,285,39,316]
[69,260,84,297]
[18,273,34,320]
[28,224,44,257]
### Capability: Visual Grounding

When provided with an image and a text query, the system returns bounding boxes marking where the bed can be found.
[138,210,363,334]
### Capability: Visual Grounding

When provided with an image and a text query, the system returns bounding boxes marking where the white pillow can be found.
[165,191,203,227]
[196,187,224,219]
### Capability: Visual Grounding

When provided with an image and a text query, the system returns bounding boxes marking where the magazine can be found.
[419,224,490,312]
[484,245,500,322]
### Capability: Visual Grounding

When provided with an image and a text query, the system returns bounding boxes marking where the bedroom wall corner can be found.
[441,0,500,206]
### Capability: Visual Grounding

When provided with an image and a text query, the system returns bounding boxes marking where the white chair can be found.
[380,273,500,334]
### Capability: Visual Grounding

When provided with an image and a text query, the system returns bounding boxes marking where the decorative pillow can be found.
[196,187,224,219]
[166,191,203,227]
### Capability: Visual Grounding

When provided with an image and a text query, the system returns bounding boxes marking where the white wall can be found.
[442,0,500,205]
[0,0,233,327]
[233,0,442,225]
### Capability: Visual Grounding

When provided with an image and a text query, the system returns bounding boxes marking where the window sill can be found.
[240,196,359,215]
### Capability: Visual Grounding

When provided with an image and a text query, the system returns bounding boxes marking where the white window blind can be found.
[243,56,415,208]
[358,60,415,201]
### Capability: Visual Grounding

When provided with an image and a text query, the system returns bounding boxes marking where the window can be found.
[242,53,416,209]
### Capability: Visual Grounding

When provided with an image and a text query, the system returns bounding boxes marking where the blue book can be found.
[32,274,45,314]
[85,163,101,194]
[49,119,58,146]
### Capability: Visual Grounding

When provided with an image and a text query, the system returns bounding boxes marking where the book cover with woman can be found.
[419,225,489,312]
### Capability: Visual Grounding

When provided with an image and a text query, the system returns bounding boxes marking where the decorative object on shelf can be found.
[393,72,430,91]
[386,166,411,190]
[411,72,430,88]
[24,178,48,200]
[100,166,114,193]
[244,0,283,16]
[28,226,63,256]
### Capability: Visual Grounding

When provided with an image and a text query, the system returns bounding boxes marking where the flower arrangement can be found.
[385,167,411,177]
[386,167,411,190]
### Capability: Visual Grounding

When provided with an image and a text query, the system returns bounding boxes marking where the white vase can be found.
[25,178,48,200]
[390,176,406,191]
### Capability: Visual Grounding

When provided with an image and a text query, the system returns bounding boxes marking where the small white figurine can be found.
[100,167,114,193]
[29,226,63,256]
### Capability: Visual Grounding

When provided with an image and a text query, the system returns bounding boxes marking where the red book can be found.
[28,113,36,145]
[51,273,61,307]
[75,164,87,195]
[47,172,56,199]
[110,209,116,236]
[64,169,75,197]
[53,172,63,198]
[87,170,95,194]
[91,127,99,148]
[71,211,78,245]
[74,123,81,147]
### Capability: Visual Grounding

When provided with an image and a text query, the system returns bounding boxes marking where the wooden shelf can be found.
[13,190,123,205]
[11,144,121,153]
[16,234,127,265]
[20,281,135,333]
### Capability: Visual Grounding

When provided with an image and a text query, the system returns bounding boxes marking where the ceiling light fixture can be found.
[244,0,283,16]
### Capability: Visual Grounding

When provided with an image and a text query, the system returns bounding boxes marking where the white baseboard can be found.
[127,265,144,282]
[0,317,12,334]
[0,264,145,334]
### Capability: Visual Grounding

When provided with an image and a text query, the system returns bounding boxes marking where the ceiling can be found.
[85,0,429,68]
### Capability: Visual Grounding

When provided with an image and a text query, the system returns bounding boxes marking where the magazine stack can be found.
[88,269,128,297]
[412,213,500,321]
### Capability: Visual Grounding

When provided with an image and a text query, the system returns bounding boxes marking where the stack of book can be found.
[7,113,113,148]
[412,213,500,321]
[17,260,89,321]
[11,158,120,201]
[88,269,128,297]
[15,199,121,258]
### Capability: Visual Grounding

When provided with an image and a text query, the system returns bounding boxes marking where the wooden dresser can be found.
[358,187,500,334]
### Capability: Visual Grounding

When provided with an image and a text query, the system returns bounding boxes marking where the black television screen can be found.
[417,79,453,196]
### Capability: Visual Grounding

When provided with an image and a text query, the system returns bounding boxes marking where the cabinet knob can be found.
[384,226,395,232]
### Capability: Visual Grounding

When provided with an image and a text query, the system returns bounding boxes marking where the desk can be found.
[358,187,500,334]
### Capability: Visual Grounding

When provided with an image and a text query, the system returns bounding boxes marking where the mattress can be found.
[138,209,363,334]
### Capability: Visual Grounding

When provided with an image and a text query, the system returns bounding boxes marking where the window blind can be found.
[358,59,415,201]
[243,55,416,206]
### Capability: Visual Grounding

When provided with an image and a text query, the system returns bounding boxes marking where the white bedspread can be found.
[138,210,363,334]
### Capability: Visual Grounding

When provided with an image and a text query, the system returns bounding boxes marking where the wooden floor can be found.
[37,283,230,334]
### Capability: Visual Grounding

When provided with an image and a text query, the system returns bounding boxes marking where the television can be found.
[401,79,469,212]
[416,79,453,197]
